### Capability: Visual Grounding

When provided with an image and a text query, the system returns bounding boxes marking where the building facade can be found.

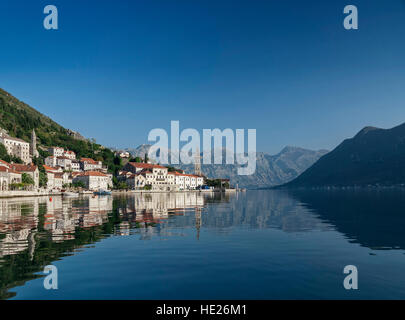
[72,171,111,191]
[10,164,39,188]
[0,134,31,164]
[122,162,204,191]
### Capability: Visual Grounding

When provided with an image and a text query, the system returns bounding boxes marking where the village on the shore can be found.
[0,129,232,196]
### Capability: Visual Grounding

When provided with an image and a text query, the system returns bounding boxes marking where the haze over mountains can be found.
[284,122,405,187]
[123,144,328,189]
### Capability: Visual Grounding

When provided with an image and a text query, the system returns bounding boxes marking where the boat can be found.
[93,189,112,196]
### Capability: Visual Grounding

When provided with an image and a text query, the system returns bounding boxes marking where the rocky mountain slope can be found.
[125,144,328,189]
[284,122,405,187]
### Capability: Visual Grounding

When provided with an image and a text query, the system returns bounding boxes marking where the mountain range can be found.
[122,144,329,189]
[284,122,405,187]
[4,87,404,188]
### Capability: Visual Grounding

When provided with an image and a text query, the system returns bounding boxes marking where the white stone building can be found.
[48,147,65,157]
[63,150,76,159]
[72,171,111,191]
[0,134,31,164]
[56,156,72,170]
[45,156,57,167]
[0,164,22,191]
[121,162,204,191]
[10,164,39,189]
[71,160,81,172]
[80,158,103,171]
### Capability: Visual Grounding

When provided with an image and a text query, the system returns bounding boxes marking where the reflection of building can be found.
[44,195,112,241]
[124,192,206,223]
[0,198,40,258]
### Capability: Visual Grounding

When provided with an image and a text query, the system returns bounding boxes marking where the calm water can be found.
[1,189,405,300]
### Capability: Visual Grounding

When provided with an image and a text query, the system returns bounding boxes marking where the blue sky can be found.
[1,0,405,154]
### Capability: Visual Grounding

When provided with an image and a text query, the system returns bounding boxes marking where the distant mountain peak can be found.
[280,146,302,153]
[284,122,405,187]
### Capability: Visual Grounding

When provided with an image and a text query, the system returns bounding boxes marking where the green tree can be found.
[22,173,35,185]
[117,182,128,190]
[10,156,23,164]
[39,171,48,188]
[0,144,11,162]
[73,181,85,188]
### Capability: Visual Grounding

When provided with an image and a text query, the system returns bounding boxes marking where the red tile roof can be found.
[127,162,166,169]
[71,172,83,177]
[0,166,21,174]
[10,164,38,172]
[0,159,10,168]
[43,165,61,172]
[77,171,107,177]
[80,158,99,164]
[0,166,20,174]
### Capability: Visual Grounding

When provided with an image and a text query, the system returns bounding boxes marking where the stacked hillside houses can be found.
[44,147,112,191]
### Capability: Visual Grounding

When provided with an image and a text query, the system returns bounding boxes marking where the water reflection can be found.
[287,188,405,250]
[1,189,405,299]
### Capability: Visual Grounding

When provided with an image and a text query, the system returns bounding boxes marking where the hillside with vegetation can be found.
[0,88,121,173]
[283,122,405,187]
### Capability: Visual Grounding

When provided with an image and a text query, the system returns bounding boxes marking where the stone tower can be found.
[194,147,201,176]
[30,129,39,158]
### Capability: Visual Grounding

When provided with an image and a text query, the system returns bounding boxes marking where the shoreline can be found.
[0,188,238,199]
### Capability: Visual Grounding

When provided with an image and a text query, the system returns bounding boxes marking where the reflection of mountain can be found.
[114,191,328,233]
[2,190,405,299]
[287,189,405,250]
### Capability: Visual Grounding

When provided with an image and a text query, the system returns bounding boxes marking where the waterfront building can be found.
[126,173,146,189]
[121,162,204,191]
[0,166,22,191]
[53,172,64,189]
[10,164,39,188]
[44,165,60,190]
[72,171,111,191]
